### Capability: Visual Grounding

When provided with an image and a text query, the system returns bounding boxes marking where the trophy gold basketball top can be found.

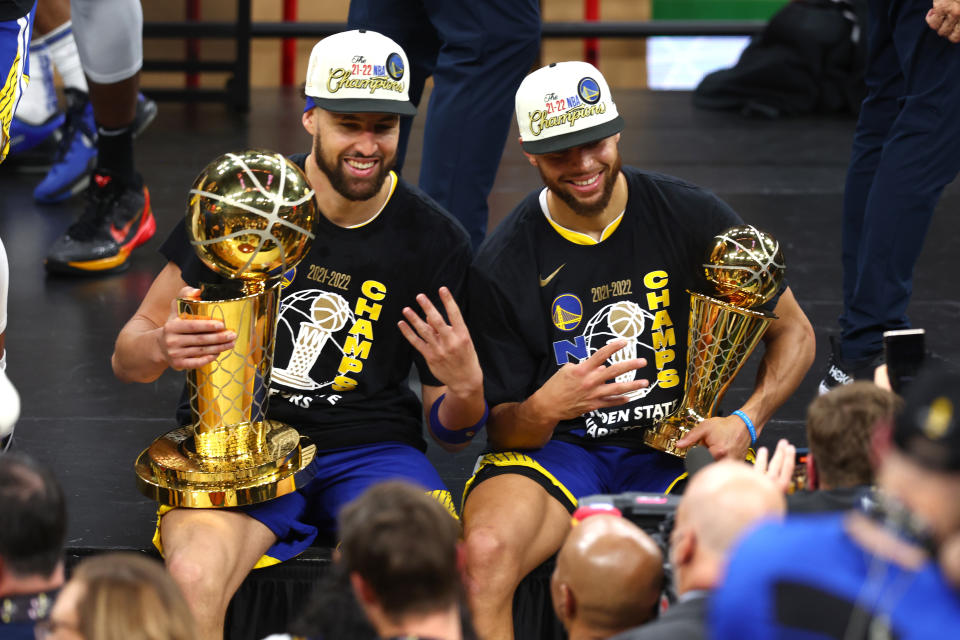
[135,150,319,507]
[644,225,785,457]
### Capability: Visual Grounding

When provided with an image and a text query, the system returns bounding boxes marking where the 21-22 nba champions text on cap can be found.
[304,29,417,116]
[516,60,624,154]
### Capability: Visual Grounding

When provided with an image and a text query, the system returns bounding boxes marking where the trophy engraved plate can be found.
[644,225,785,457]
[135,150,319,507]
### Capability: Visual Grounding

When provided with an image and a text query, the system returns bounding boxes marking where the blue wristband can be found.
[732,410,757,445]
[429,393,488,445]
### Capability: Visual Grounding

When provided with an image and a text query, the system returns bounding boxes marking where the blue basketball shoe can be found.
[8,112,64,156]
[33,91,158,204]
[33,89,97,203]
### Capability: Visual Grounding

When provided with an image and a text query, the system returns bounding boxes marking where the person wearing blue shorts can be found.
[111,30,486,640]
[0,0,35,164]
[460,61,816,640]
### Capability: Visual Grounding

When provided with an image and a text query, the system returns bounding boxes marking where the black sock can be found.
[95,122,136,186]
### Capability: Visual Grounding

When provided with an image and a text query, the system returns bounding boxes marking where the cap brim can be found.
[310,96,417,116]
[521,115,624,154]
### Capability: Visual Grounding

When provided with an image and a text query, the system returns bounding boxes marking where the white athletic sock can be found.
[13,41,58,125]
[40,22,88,93]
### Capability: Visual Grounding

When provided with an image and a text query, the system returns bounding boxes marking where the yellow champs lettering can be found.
[644,269,678,389]
[332,279,387,391]
[343,335,372,360]
[354,297,382,321]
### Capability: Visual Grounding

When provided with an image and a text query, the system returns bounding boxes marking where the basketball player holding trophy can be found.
[112,30,485,640]
[460,61,816,640]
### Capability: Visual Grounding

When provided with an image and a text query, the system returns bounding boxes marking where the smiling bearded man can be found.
[459,61,816,640]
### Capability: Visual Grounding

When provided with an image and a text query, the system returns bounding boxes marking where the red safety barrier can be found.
[584,0,599,66]
[282,0,297,86]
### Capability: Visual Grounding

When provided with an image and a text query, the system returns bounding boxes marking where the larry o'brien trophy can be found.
[644,225,785,457]
[135,150,318,507]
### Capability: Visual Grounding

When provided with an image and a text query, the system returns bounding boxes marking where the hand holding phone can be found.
[883,328,925,394]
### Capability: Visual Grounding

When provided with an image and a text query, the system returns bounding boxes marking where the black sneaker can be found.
[45,170,156,275]
[817,336,883,395]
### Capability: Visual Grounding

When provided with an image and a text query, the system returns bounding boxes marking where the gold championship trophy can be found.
[644,225,785,457]
[135,150,319,507]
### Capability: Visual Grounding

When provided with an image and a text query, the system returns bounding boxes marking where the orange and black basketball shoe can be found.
[45,170,156,275]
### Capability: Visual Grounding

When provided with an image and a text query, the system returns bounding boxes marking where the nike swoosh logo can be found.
[539,264,566,287]
[110,216,138,244]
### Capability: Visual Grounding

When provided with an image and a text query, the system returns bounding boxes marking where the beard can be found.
[313,133,394,202]
[539,153,622,218]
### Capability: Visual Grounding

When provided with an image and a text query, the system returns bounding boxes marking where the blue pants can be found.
[348,0,541,249]
[840,0,960,361]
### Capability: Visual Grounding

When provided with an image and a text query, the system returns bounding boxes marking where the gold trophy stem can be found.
[135,284,317,507]
[644,292,774,457]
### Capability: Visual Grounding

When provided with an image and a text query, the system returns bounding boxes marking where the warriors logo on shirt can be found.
[551,270,683,437]
[552,294,583,331]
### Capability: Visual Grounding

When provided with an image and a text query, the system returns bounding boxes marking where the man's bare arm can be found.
[112,263,236,383]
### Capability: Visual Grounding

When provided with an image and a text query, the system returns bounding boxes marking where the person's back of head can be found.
[806,381,900,489]
[671,461,785,594]
[0,453,66,591]
[551,514,663,639]
[51,552,195,640]
[338,481,462,626]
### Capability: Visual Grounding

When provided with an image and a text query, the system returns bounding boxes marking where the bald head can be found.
[679,461,785,554]
[552,515,663,635]
[671,461,785,594]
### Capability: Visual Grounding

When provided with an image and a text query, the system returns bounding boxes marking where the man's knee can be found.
[165,543,233,611]
[463,525,523,597]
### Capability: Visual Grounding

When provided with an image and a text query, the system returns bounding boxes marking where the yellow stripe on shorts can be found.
[0,15,30,164]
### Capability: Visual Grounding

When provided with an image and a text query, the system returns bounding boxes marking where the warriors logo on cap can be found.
[516,61,624,154]
[578,77,601,104]
[304,30,416,116]
[386,52,404,81]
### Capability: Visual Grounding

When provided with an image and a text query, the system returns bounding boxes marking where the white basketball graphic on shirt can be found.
[273,289,355,391]
[310,292,352,332]
[583,301,656,398]
[607,301,645,339]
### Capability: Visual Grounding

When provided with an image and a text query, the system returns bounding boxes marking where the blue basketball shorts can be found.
[0,6,34,163]
[463,439,687,513]
[154,441,455,568]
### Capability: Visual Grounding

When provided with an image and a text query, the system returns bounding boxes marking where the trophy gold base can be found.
[135,420,317,508]
[644,408,705,458]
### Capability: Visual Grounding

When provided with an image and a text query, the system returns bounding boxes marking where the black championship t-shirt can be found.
[470,166,780,449]
[161,153,472,452]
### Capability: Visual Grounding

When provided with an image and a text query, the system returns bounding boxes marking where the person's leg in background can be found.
[840,0,960,364]
[821,0,904,392]
[45,0,155,275]
[7,0,65,158]
[417,0,540,248]
[347,0,439,174]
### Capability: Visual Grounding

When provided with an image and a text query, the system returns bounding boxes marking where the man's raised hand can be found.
[534,339,649,423]
[398,287,483,398]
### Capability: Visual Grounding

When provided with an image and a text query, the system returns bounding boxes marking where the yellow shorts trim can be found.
[462,451,580,511]
[0,15,31,163]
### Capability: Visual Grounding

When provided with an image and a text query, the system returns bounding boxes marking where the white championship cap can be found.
[304,29,416,116]
[515,61,624,154]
